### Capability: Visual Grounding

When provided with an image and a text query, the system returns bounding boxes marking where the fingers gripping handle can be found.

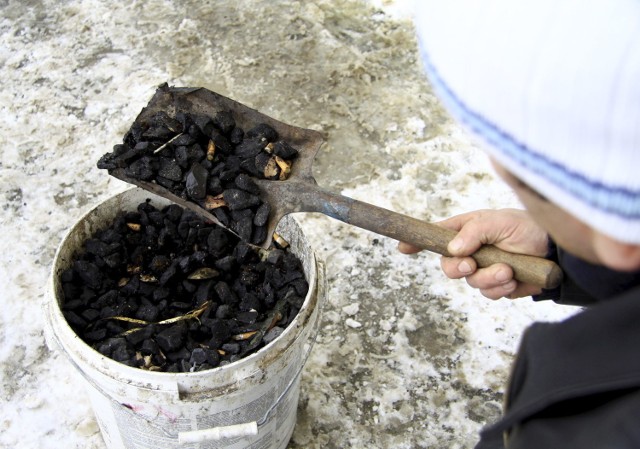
[468,241,563,289]
[382,218,563,288]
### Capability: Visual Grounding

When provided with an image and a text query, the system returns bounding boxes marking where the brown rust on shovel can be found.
[110,85,562,289]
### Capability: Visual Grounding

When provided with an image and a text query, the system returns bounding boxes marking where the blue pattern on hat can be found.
[419,48,640,219]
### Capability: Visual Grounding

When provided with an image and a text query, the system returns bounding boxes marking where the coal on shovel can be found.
[102,84,562,289]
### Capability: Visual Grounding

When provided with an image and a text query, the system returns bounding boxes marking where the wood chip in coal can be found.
[89,121,312,369]
[204,194,225,210]
[187,267,220,280]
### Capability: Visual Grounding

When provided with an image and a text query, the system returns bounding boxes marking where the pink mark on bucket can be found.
[157,406,178,423]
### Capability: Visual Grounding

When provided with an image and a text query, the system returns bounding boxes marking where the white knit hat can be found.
[412,0,640,244]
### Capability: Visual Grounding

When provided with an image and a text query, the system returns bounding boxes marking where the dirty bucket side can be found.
[45,188,325,449]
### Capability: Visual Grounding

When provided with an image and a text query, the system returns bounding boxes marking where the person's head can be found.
[413,0,640,271]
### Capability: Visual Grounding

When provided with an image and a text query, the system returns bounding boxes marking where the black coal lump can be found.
[140,338,159,355]
[251,226,267,245]
[235,138,265,159]
[73,261,103,290]
[85,239,110,258]
[185,162,209,200]
[189,347,208,365]
[253,203,270,227]
[125,324,155,346]
[221,342,240,355]
[125,156,156,181]
[172,133,197,147]
[214,281,238,305]
[213,110,236,135]
[175,144,204,168]
[158,158,183,182]
[136,304,159,322]
[156,324,186,353]
[209,129,233,155]
[212,208,231,227]
[229,127,244,145]
[246,123,278,142]
[192,114,215,136]
[142,123,174,141]
[234,173,261,195]
[272,141,299,160]
[224,189,261,211]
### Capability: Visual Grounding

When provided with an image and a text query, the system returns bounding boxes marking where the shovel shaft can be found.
[293,183,562,289]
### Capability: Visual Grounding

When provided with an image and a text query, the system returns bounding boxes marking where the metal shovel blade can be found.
[108,85,562,289]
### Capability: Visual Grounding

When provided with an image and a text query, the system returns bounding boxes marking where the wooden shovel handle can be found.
[298,185,563,289]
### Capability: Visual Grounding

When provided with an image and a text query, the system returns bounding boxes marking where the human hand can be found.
[398,209,550,299]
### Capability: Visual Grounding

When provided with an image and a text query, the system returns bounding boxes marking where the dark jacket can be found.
[476,244,640,449]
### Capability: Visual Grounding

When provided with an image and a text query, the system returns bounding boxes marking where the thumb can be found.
[438,215,493,257]
[446,234,481,257]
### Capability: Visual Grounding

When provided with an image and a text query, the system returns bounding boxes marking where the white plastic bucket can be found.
[45,188,325,449]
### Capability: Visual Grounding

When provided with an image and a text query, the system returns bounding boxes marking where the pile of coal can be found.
[60,200,308,373]
[97,110,300,245]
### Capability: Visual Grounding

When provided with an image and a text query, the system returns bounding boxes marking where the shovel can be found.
[109,85,562,290]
